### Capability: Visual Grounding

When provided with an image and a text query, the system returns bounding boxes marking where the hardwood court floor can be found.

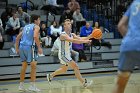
[0,73,140,93]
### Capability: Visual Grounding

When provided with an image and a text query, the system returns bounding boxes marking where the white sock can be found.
[19,82,24,86]
[30,82,35,87]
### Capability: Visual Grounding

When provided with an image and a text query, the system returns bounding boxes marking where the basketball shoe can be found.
[83,79,93,88]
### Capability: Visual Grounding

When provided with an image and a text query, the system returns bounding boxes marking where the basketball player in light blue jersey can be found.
[16,14,42,92]
[47,19,93,88]
[112,1,140,93]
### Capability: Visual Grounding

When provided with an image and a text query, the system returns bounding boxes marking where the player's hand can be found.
[89,34,93,39]
[84,40,92,44]
[38,47,43,54]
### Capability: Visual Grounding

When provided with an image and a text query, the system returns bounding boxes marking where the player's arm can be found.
[15,31,23,54]
[118,16,128,37]
[60,34,91,44]
[72,33,92,40]
[34,25,43,54]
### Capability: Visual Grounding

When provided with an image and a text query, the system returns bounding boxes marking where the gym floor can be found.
[0,72,140,93]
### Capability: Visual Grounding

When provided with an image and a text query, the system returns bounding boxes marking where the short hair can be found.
[30,14,40,23]
[64,19,71,23]
[63,19,71,25]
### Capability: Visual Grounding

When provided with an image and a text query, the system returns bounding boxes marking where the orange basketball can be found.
[91,29,102,39]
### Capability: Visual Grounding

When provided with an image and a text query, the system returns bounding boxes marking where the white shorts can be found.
[58,52,72,65]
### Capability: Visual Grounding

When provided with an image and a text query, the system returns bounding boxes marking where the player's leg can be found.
[51,65,68,78]
[29,61,40,92]
[112,51,137,93]
[28,46,40,92]
[20,61,28,82]
[47,64,68,82]
[47,54,70,82]
[18,46,28,91]
[19,61,28,91]
[30,61,37,82]
[68,61,84,83]
[68,60,92,87]
[112,71,131,93]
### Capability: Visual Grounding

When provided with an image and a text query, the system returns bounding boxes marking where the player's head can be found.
[63,19,72,33]
[31,14,40,25]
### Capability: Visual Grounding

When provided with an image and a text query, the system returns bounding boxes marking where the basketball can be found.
[91,29,102,39]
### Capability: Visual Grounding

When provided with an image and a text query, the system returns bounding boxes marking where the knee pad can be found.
[118,71,131,77]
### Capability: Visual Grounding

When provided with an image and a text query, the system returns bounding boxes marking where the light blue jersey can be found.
[19,23,38,62]
[20,24,35,46]
[120,0,140,52]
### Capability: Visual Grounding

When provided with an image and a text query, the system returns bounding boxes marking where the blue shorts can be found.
[118,51,140,72]
[19,45,38,63]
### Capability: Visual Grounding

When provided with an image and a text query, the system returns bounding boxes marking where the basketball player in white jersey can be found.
[47,19,93,88]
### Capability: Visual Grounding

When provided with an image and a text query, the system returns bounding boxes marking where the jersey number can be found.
[26,27,30,34]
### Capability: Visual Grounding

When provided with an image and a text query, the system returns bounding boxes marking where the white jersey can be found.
[58,32,73,65]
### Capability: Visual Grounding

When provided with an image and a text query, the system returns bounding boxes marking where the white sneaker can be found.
[10,47,19,56]
[11,47,16,53]
[47,74,53,84]
[38,54,45,57]
[18,85,26,91]
[83,79,93,88]
[28,85,41,92]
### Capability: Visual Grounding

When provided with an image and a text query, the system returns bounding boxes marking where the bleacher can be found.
[0,32,121,80]
[0,0,126,80]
